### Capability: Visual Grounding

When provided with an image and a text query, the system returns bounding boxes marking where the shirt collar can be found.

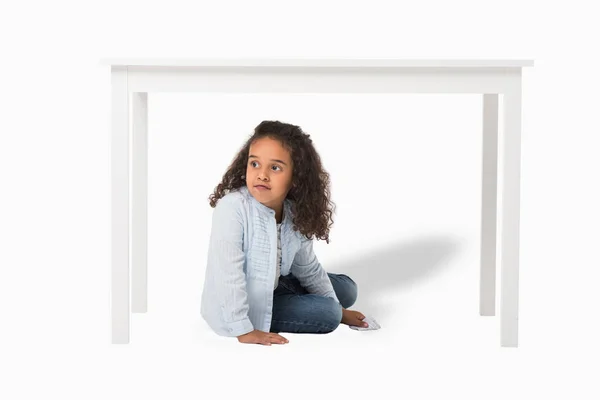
[239,185,292,221]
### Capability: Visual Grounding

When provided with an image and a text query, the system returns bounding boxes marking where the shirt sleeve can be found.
[290,237,340,304]
[205,196,254,336]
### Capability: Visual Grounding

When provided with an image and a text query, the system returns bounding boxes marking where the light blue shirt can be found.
[200,185,340,337]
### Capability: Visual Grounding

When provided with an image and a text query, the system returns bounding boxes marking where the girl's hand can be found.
[237,329,289,346]
[341,309,369,328]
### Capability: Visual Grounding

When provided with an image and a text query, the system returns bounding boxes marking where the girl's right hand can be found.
[237,329,289,346]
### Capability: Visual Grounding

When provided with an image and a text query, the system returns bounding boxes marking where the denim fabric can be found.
[270,273,358,334]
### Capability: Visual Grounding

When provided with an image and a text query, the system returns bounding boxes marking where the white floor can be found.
[4,200,598,399]
[91,236,596,399]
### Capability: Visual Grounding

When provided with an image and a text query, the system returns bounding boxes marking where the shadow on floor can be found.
[328,234,462,319]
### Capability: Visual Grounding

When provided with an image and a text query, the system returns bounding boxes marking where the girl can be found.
[201,120,369,346]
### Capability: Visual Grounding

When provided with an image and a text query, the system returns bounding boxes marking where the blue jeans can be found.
[269,273,358,334]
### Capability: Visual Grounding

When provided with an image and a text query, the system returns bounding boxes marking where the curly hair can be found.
[208,120,337,244]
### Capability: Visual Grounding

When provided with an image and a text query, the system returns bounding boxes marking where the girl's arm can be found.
[203,196,254,336]
[290,238,340,304]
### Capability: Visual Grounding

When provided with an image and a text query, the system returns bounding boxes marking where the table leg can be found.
[111,66,130,344]
[132,93,148,314]
[480,94,499,317]
[500,81,522,347]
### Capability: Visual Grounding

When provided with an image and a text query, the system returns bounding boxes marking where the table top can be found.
[98,58,534,68]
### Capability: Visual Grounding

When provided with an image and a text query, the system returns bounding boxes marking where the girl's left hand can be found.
[341,308,369,328]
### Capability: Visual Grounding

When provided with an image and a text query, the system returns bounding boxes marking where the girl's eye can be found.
[250,161,281,171]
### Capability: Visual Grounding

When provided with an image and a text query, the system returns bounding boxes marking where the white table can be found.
[99,58,534,347]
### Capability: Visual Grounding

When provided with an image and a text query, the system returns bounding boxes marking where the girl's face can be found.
[246,137,293,210]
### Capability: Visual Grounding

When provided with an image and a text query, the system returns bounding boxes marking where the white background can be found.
[1,1,599,399]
